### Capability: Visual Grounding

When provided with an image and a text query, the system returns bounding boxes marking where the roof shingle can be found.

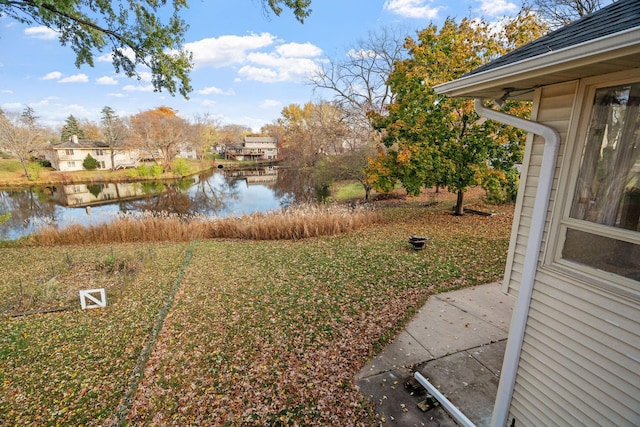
[465,0,640,77]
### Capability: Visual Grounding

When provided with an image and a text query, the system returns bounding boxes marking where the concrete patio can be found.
[355,282,514,426]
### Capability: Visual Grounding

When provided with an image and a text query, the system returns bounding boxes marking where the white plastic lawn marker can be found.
[79,288,107,309]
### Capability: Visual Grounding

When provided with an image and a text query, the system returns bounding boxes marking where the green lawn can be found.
[0,199,513,425]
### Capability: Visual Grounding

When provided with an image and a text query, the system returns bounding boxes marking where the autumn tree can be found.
[130,106,191,171]
[277,101,349,168]
[0,107,46,179]
[80,119,102,140]
[214,124,252,153]
[189,113,219,160]
[0,1,312,97]
[275,101,375,200]
[60,115,85,142]
[100,106,129,170]
[369,16,544,215]
[261,123,287,145]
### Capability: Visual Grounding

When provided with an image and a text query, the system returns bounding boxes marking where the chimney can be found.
[71,135,79,144]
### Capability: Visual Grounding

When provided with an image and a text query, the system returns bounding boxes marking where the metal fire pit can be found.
[409,235,428,250]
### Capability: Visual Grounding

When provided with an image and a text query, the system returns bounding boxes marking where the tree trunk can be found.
[19,157,30,180]
[455,190,464,216]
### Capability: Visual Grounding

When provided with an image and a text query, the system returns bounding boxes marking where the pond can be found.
[0,166,322,241]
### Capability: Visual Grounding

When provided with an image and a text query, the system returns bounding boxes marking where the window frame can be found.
[546,69,640,299]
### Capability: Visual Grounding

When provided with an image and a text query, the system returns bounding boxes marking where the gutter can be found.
[474,99,561,427]
[414,371,476,427]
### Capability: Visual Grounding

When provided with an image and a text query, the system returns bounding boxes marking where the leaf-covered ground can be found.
[0,196,513,425]
[0,243,192,425]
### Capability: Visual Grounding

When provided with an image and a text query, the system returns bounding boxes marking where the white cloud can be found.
[237,66,279,83]
[64,104,93,116]
[1,102,23,111]
[42,71,63,81]
[383,0,441,19]
[241,52,321,83]
[122,84,155,92]
[198,86,223,95]
[186,33,276,69]
[260,99,281,109]
[24,97,58,109]
[108,93,127,98]
[238,54,318,83]
[41,72,89,83]
[96,76,118,85]
[24,26,58,40]
[201,100,217,107]
[275,42,323,58]
[185,33,323,84]
[1,89,14,94]
[479,0,518,16]
[197,86,235,96]
[59,74,89,83]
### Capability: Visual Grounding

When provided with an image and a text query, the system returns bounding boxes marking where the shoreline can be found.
[0,159,278,190]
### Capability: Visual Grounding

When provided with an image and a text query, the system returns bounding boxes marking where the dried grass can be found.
[28,205,382,246]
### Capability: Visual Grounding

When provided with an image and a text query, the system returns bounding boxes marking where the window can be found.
[65,149,74,155]
[560,82,640,282]
[96,149,104,156]
[67,161,76,168]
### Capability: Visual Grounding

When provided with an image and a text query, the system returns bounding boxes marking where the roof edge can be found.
[434,26,640,97]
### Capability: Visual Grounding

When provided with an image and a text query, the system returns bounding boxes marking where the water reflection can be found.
[0,166,307,241]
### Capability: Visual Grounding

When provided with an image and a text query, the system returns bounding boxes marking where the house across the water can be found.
[225,136,278,161]
[43,135,196,171]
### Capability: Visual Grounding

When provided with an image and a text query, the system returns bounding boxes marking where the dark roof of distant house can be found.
[50,140,109,149]
[465,0,640,77]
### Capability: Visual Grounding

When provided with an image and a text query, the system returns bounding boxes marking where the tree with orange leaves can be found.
[129,106,190,171]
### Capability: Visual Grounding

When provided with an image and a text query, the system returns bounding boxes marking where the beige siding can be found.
[510,271,640,426]
[503,80,578,296]
[504,78,640,425]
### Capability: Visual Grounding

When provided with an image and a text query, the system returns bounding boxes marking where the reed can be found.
[29,205,381,246]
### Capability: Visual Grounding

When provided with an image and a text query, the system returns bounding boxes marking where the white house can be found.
[44,137,197,171]
[435,1,639,425]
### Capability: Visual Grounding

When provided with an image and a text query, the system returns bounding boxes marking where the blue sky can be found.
[0,0,522,132]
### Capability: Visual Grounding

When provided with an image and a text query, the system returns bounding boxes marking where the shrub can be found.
[172,158,191,176]
[129,164,152,178]
[26,162,43,180]
[83,154,99,170]
[151,164,163,177]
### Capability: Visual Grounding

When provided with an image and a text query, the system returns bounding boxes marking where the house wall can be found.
[504,78,640,425]
[48,147,147,171]
[49,147,114,171]
[503,80,578,295]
